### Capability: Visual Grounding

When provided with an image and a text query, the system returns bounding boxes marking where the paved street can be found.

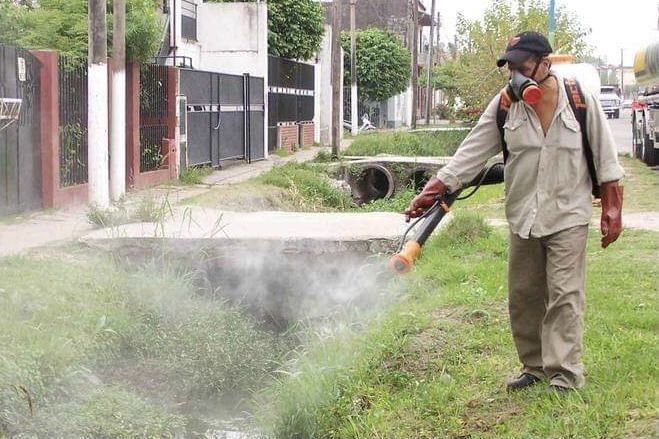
[609,108,633,155]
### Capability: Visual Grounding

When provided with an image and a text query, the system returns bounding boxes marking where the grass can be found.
[178,165,212,185]
[0,249,288,438]
[618,155,659,213]
[86,196,172,227]
[273,148,292,158]
[255,213,659,438]
[343,130,468,157]
[255,162,353,211]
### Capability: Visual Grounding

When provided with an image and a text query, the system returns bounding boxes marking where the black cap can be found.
[496,31,553,68]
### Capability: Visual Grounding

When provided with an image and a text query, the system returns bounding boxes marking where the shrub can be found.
[178,165,212,185]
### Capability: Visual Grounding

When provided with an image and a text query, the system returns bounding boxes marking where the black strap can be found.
[495,79,600,198]
[563,78,600,198]
[496,96,509,163]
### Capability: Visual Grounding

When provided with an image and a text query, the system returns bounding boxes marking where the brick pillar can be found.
[166,66,178,178]
[125,62,140,187]
[32,50,59,209]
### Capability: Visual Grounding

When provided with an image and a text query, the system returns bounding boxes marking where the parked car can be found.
[599,93,622,118]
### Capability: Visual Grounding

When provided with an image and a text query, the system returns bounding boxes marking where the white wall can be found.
[196,2,268,78]
[385,86,412,128]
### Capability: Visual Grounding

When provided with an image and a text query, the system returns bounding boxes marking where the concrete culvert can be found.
[347,164,395,205]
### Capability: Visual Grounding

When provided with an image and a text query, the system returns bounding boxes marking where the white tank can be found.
[549,54,601,98]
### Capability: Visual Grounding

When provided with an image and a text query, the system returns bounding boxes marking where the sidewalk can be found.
[0,145,332,257]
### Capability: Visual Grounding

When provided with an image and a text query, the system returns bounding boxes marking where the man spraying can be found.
[404,31,624,392]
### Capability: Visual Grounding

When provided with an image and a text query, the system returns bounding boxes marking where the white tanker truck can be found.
[632,42,659,166]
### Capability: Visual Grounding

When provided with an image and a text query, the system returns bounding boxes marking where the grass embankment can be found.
[256,213,659,438]
[343,130,467,157]
[182,131,470,213]
[0,249,288,438]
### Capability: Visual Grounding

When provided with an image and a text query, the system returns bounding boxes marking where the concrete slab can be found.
[81,207,411,243]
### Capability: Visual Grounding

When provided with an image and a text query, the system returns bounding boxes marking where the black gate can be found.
[179,69,264,167]
[0,45,41,216]
[59,55,88,187]
[268,56,315,152]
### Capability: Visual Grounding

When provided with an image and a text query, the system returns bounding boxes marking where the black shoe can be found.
[549,384,574,393]
[506,373,542,392]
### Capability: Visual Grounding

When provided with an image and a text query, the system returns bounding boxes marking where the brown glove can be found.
[404,177,448,222]
[600,181,623,249]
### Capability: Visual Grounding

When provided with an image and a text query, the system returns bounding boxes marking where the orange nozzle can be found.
[388,241,422,275]
[522,86,542,105]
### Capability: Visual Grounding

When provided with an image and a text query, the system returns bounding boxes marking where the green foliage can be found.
[256,218,659,438]
[0,0,22,45]
[273,148,292,158]
[341,28,411,102]
[178,165,212,185]
[312,149,335,163]
[124,0,163,63]
[267,0,324,60]
[420,61,459,109]
[0,0,162,64]
[59,123,87,184]
[86,196,171,227]
[343,130,468,157]
[257,162,353,210]
[453,0,591,112]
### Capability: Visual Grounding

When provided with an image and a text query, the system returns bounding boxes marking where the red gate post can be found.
[32,50,59,209]
[125,61,140,187]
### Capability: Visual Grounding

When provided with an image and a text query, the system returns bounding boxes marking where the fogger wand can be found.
[389,162,505,275]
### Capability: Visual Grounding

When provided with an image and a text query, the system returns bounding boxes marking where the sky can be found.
[426,0,658,66]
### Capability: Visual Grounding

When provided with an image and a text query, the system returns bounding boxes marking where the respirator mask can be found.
[503,59,550,105]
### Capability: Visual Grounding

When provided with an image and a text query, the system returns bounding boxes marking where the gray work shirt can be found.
[437,72,624,239]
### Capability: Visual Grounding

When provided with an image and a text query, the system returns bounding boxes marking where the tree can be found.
[0,0,162,64]
[341,28,411,103]
[267,0,324,60]
[420,61,459,105]
[452,0,591,113]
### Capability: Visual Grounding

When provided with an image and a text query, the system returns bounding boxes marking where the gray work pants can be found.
[508,225,589,389]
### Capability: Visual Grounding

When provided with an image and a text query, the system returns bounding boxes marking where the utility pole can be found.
[424,0,436,125]
[620,48,624,97]
[110,0,126,201]
[350,0,358,136]
[88,0,110,208]
[548,0,556,49]
[436,11,440,48]
[331,0,342,157]
[410,0,418,129]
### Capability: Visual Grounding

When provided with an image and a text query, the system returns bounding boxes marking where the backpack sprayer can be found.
[389,162,505,275]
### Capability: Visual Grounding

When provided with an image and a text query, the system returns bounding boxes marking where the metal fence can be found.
[58,55,88,187]
[139,64,169,172]
[267,56,314,151]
